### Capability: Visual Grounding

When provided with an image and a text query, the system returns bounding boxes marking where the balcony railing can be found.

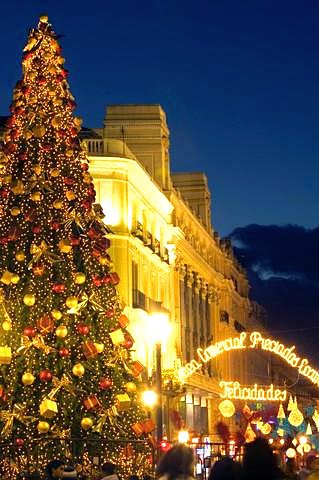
[84,138,136,159]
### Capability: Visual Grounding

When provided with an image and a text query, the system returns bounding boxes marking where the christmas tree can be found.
[0,15,153,478]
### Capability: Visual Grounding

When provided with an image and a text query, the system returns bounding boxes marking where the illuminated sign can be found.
[219,381,287,402]
[176,331,319,389]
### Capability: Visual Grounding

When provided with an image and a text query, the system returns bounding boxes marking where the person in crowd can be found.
[100,462,120,480]
[63,465,78,478]
[285,458,298,480]
[156,444,194,480]
[208,456,242,480]
[307,457,319,480]
[299,455,317,480]
[45,460,65,480]
[241,438,287,480]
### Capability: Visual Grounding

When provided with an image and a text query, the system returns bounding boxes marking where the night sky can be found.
[1,1,318,358]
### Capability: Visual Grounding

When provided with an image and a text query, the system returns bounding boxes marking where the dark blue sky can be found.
[1,0,319,235]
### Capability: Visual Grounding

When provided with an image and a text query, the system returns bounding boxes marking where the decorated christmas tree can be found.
[0,15,153,478]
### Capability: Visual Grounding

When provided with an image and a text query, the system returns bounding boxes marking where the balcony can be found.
[83,138,136,160]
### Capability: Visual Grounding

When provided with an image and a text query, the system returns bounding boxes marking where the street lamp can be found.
[147,312,171,445]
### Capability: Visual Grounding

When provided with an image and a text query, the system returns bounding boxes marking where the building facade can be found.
[83,105,270,442]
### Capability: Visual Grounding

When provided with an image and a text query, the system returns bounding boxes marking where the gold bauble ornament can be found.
[51,309,62,320]
[125,382,137,393]
[10,206,20,216]
[98,256,110,266]
[50,168,60,178]
[32,126,46,138]
[15,251,25,262]
[53,97,63,106]
[94,343,104,353]
[11,274,20,284]
[51,118,60,129]
[33,164,42,175]
[37,421,50,434]
[55,325,68,338]
[2,320,12,331]
[218,399,235,418]
[23,293,36,306]
[31,191,42,202]
[72,363,85,377]
[22,372,35,386]
[81,417,93,430]
[53,199,63,209]
[74,272,86,285]
[66,190,75,201]
[65,296,78,309]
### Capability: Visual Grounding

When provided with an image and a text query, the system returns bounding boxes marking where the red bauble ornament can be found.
[60,68,69,79]
[123,335,134,350]
[14,106,25,116]
[56,74,64,83]
[33,263,45,276]
[81,163,89,171]
[76,324,90,335]
[11,129,20,140]
[63,177,74,186]
[99,377,112,390]
[92,275,102,287]
[81,199,91,210]
[0,188,9,198]
[57,129,67,139]
[18,152,28,162]
[32,225,42,234]
[15,438,25,447]
[0,237,8,244]
[67,99,77,110]
[23,326,36,338]
[39,369,52,382]
[42,143,53,152]
[51,220,61,231]
[58,347,70,358]
[52,283,65,293]
[38,75,46,85]
[22,85,31,95]
[70,236,80,246]
[105,309,114,318]
[70,127,78,137]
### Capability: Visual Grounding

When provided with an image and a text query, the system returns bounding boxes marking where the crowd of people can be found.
[155,438,319,480]
[17,438,319,480]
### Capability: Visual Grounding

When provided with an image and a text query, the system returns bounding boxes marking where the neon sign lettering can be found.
[176,331,319,389]
[219,381,287,402]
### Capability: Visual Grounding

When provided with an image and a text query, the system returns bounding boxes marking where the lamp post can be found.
[147,312,171,448]
[156,341,163,442]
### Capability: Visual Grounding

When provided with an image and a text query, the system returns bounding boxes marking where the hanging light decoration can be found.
[287,395,295,412]
[286,448,296,458]
[306,423,313,435]
[261,423,272,435]
[288,407,304,427]
[245,423,256,443]
[218,399,235,418]
[277,403,286,419]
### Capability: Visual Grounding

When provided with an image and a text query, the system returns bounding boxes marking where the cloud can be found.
[229,224,319,362]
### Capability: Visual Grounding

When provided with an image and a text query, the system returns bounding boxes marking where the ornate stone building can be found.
[82,105,268,441]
